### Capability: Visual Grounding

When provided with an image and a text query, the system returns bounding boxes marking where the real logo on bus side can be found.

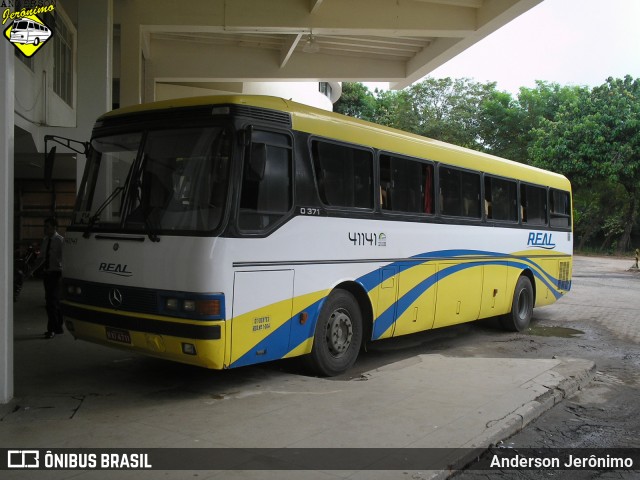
[527,231,556,250]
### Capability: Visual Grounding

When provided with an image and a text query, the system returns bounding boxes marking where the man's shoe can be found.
[44,332,55,339]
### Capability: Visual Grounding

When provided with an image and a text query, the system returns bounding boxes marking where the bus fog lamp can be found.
[181,343,197,355]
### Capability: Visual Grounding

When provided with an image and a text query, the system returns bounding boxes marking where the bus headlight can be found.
[183,300,196,312]
[65,284,82,296]
[165,298,179,311]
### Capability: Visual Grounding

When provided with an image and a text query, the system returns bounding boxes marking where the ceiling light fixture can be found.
[303,34,320,53]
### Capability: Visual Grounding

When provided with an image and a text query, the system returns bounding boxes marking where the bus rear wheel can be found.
[305,290,363,376]
[501,275,534,332]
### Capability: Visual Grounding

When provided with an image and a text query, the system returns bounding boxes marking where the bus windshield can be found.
[74,126,232,234]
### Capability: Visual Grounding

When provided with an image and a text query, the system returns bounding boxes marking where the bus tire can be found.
[501,275,534,332]
[305,290,363,376]
[34,38,40,45]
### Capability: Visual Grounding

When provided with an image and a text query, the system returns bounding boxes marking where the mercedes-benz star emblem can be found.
[108,288,123,308]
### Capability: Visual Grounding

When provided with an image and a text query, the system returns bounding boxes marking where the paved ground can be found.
[454,255,640,479]
[2,256,625,480]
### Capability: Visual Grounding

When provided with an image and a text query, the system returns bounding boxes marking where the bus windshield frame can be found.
[73,123,233,236]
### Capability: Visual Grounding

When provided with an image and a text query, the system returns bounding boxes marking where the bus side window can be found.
[239,130,292,231]
[521,184,547,226]
[312,140,373,210]
[550,189,571,227]
[380,153,434,215]
[485,176,517,222]
[439,166,480,218]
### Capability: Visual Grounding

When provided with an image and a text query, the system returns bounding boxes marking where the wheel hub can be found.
[325,309,353,357]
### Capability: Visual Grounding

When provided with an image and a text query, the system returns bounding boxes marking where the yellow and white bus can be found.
[58,95,572,376]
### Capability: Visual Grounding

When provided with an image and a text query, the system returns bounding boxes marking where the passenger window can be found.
[439,166,481,218]
[550,189,571,227]
[239,130,293,231]
[380,154,434,214]
[484,176,517,222]
[521,184,547,225]
[312,140,373,209]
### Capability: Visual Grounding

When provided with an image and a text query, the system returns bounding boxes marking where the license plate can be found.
[106,327,131,344]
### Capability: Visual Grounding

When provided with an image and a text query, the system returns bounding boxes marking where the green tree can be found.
[479,81,586,163]
[333,82,377,120]
[530,76,640,253]
[400,78,498,149]
[370,89,414,130]
[572,180,627,251]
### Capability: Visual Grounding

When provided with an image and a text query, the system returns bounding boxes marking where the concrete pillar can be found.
[0,37,15,404]
[119,21,142,107]
[76,0,113,180]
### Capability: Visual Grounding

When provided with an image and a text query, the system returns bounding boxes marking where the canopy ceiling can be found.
[115,0,542,91]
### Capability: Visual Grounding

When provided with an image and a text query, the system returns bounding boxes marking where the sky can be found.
[372,0,640,94]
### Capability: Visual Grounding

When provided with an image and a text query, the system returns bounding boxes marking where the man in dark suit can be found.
[32,217,64,339]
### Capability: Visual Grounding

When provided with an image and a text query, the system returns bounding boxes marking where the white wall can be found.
[243,82,334,110]
[155,81,341,111]
[13,3,77,154]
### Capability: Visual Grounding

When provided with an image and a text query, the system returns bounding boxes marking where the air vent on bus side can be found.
[558,261,571,291]
[233,105,292,127]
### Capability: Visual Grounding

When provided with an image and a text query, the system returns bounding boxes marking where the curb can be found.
[431,357,596,480]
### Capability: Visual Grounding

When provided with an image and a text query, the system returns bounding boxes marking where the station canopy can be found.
[120,0,542,92]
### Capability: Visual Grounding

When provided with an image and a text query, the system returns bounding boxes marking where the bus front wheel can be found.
[501,275,534,332]
[305,290,363,376]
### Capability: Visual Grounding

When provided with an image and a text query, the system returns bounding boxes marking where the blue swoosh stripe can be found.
[362,249,567,294]
[371,259,565,340]
[230,298,325,369]
[230,250,569,367]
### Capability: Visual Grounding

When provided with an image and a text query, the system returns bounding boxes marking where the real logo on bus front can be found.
[2,1,55,58]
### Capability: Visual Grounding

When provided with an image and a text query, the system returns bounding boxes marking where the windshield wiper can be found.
[128,177,161,243]
[120,166,161,242]
[82,186,124,238]
[142,208,161,242]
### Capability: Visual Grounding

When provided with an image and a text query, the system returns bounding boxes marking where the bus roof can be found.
[101,95,570,191]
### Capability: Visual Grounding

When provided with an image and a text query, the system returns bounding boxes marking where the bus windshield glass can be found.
[74,126,231,233]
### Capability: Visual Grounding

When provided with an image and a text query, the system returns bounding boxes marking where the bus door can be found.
[230,270,294,366]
